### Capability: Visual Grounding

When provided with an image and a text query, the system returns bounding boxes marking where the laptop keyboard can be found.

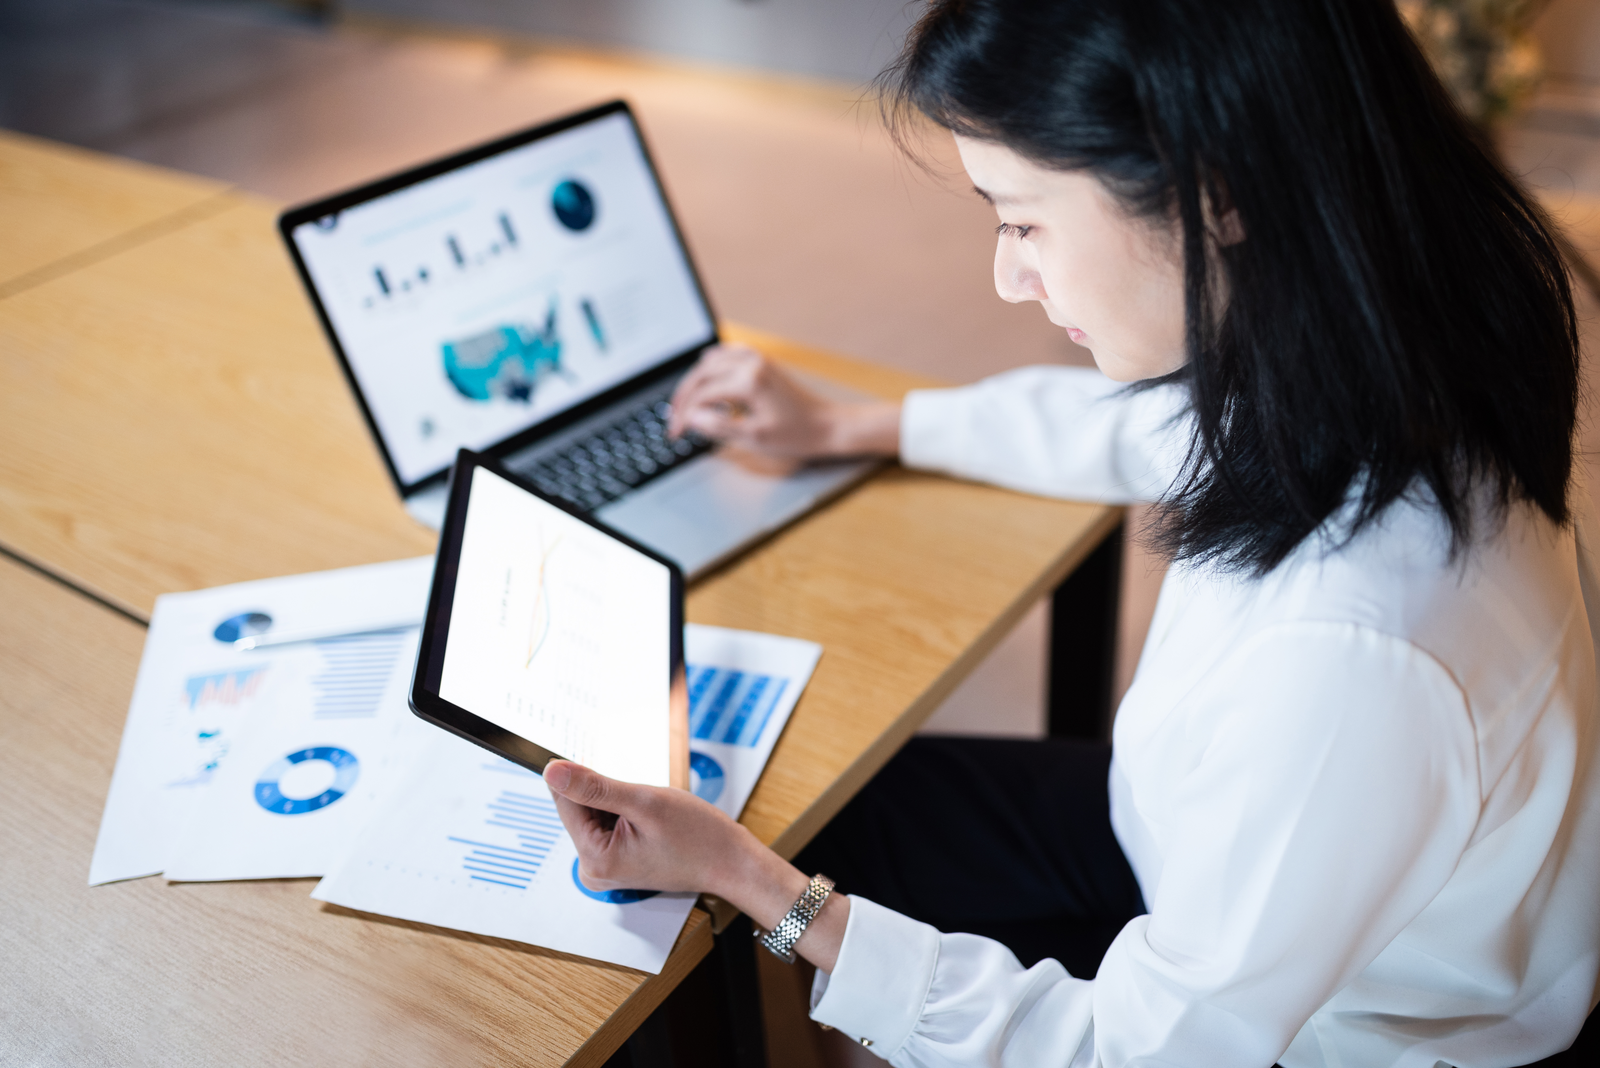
[505,399,712,513]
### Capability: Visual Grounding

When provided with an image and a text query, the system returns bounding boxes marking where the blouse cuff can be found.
[809,895,941,1058]
[899,387,972,475]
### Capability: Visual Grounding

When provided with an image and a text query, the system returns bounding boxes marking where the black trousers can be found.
[794,735,1146,980]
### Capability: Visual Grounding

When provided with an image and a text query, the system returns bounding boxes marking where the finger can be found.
[544,760,650,817]
[672,361,760,416]
[667,363,720,435]
[673,372,763,430]
[666,346,756,427]
[545,765,613,836]
[675,407,749,445]
[550,788,613,846]
[671,398,749,443]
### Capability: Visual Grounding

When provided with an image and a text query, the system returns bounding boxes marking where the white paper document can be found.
[313,731,700,973]
[683,624,822,820]
[163,629,422,882]
[312,623,822,973]
[88,557,433,885]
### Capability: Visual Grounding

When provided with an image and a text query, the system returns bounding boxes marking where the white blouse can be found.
[808,366,1600,1067]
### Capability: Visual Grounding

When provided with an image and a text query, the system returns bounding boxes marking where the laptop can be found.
[278,100,878,579]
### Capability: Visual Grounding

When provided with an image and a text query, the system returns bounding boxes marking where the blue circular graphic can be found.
[690,751,725,805]
[551,179,596,232]
[571,858,658,904]
[214,611,272,643]
[254,746,359,815]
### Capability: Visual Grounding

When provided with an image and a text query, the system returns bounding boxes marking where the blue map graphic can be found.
[442,302,562,403]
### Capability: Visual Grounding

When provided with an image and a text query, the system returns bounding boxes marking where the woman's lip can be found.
[1066,327,1087,343]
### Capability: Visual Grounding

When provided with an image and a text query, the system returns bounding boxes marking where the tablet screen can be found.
[435,463,675,786]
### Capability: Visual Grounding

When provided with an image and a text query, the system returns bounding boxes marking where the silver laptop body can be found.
[280,100,876,579]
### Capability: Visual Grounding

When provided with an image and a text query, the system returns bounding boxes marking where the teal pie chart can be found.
[255,747,359,815]
[551,179,596,232]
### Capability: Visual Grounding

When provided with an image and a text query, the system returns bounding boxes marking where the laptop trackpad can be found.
[597,450,870,577]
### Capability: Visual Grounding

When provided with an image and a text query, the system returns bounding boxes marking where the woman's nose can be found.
[993,241,1047,304]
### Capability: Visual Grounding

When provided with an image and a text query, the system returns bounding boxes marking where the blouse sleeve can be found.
[808,622,1481,1066]
[898,366,1190,503]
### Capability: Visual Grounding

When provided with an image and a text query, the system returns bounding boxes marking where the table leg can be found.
[712,914,770,1068]
[605,914,769,1068]
[1047,521,1124,741]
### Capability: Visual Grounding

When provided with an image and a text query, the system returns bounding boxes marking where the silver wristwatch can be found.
[755,873,836,964]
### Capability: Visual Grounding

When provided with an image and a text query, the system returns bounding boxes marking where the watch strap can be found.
[755,873,835,964]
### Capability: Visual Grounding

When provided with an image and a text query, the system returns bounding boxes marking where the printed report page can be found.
[438,466,673,786]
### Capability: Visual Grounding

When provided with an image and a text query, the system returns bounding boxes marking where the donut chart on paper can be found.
[213,611,272,643]
[689,750,725,805]
[571,858,659,904]
[254,746,359,815]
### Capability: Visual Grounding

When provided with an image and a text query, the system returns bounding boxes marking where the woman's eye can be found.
[994,223,1034,239]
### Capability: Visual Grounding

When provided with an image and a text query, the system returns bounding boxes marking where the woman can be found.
[545,0,1600,1063]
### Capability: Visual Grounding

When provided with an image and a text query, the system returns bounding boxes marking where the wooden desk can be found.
[0,134,1120,1066]
[0,553,711,1066]
[0,128,230,298]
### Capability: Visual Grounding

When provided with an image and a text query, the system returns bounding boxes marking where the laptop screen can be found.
[285,106,716,490]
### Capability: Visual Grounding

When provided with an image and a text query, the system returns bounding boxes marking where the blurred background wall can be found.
[1540,0,1600,81]
[350,0,1600,84]
[345,0,918,84]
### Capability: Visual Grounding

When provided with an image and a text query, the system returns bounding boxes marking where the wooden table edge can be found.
[702,500,1124,932]
[565,907,716,1068]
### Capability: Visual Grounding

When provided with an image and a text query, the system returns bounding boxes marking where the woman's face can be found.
[955,135,1188,382]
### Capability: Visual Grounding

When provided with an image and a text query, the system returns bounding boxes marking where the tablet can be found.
[412,449,687,789]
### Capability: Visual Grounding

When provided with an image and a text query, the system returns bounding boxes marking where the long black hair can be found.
[888,0,1579,572]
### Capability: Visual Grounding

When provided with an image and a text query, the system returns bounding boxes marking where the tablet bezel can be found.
[410,448,686,778]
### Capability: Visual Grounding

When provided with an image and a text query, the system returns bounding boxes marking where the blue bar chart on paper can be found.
[311,629,414,719]
[450,770,563,890]
[687,665,788,748]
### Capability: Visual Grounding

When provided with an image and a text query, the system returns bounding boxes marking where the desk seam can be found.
[0,540,149,626]
[0,189,238,303]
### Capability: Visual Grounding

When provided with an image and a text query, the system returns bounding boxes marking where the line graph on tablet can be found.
[525,532,560,668]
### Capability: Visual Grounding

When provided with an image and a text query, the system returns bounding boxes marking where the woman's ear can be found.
[1213,205,1246,246]
[1203,176,1246,246]
[1203,177,1248,247]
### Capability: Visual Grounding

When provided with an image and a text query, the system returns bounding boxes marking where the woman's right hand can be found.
[544,759,849,973]
[666,343,901,460]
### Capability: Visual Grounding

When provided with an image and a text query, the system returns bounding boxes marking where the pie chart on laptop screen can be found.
[551,179,596,232]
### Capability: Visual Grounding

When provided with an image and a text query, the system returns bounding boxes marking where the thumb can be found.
[544,760,639,814]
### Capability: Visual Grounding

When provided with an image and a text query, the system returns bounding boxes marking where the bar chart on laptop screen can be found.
[291,110,715,486]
